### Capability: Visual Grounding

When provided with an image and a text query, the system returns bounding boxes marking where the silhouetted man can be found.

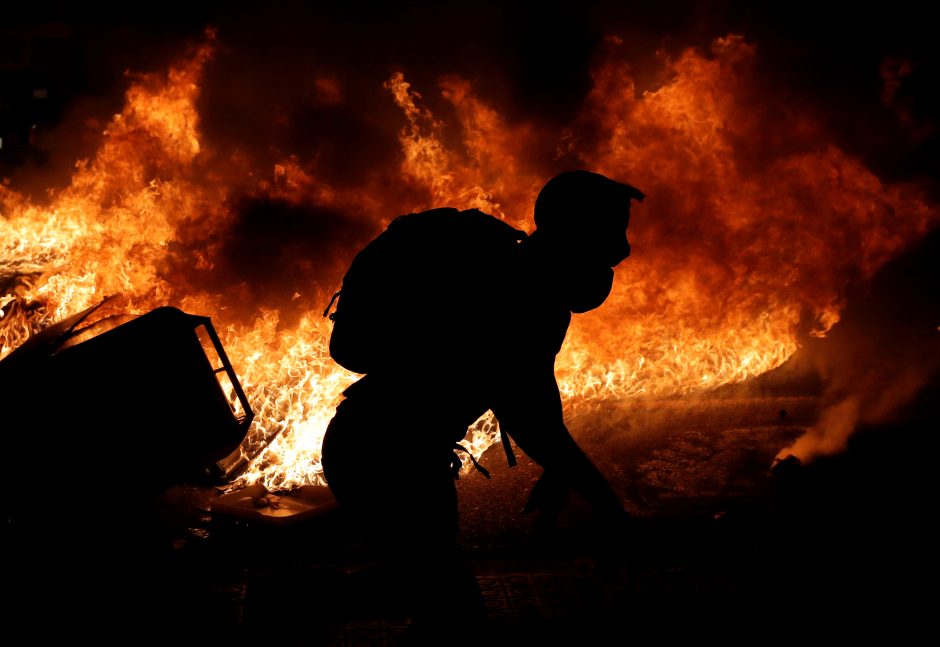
[321,170,643,642]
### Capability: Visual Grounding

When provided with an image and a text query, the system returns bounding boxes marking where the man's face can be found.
[598,209,632,267]
[557,208,631,313]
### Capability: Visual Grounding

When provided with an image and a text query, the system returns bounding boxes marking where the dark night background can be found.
[3,1,939,190]
[3,1,938,641]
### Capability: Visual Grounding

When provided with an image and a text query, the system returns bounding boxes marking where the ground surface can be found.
[5,394,934,643]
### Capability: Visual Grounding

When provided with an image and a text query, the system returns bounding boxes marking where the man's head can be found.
[532,170,644,312]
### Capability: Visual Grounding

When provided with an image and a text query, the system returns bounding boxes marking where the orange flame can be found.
[1,33,936,491]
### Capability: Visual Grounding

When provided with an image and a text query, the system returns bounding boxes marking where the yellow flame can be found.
[1,33,936,492]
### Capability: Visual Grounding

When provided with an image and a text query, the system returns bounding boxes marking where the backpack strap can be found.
[500,429,517,468]
[322,290,341,319]
[449,431,516,480]
[451,444,491,480]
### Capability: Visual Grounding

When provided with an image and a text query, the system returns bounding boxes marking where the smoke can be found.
[779,229,940,462]
[177,197,376,324]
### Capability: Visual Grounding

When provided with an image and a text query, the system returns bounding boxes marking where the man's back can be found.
[330,207,569,443]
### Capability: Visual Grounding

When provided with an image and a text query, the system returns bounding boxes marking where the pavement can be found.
[4,393,934,643]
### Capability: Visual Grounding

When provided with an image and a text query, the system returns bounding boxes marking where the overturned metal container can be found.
[0,303,254,496]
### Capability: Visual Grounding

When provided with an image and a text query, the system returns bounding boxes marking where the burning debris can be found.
[0,28,937,494]
[211,482,337,526]
[0,301,253,502]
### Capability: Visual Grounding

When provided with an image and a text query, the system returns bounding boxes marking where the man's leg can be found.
[322,407,485,641]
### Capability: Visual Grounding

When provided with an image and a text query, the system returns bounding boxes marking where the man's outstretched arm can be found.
[491,356,623,520]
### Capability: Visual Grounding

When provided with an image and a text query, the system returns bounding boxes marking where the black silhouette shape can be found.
[321,170,643,641]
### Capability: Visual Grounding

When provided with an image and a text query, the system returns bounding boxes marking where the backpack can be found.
[324,208,527,375]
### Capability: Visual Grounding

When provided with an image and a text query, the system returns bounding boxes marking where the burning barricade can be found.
[0,301,253,515]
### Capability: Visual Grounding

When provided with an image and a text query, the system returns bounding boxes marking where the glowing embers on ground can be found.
[1,32,936,491]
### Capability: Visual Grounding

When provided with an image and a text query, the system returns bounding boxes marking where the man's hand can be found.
[522,469,569,534]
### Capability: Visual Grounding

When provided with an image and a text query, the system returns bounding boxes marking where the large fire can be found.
[1,33,935,490]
